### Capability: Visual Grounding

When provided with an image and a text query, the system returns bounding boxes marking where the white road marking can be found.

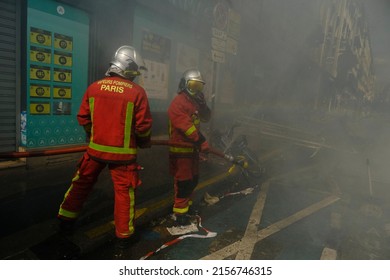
[200,194,340,260]
[235,180,270,260]
[320,247,337,260]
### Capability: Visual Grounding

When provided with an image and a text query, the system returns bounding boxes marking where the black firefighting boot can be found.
[113,233,139,259]
[188,205,200,216]
[57,218,75,235]
[175,214,191,226]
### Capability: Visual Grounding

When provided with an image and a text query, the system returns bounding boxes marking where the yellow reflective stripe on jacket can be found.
[89,98,95,141]
[168,120,195,153]
[88,98,137,155]
[169,146,194,153]
[89,142,137,154]
[124,102,133,148]
[185,124,196,136]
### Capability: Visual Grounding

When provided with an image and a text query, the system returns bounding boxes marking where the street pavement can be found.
[2,112,390,260]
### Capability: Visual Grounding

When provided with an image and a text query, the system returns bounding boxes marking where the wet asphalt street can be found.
[2,113,390,260]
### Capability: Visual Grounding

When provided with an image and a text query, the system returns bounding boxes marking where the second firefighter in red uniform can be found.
[168,69,211,225]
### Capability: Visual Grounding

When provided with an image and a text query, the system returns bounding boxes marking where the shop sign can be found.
[212,37,226,52]
[211,50,225,63]
[226,37,238,55]
[212,28,227,40]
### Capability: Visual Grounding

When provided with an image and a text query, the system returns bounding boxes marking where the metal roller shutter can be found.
[0,0,19,154]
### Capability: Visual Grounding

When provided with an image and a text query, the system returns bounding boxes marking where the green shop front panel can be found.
[25,0,89,148]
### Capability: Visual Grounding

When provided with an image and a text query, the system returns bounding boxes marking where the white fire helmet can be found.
[178,68,205,96]
[105,45,146,80]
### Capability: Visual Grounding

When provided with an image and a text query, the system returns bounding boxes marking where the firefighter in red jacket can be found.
[168,69,211,226]
[57,46,152,251]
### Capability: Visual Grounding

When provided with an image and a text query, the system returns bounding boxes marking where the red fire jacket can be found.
[77,76,152,163]
[168,91,211,156]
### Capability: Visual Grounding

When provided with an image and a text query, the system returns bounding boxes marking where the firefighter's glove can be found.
[193,92,206,106]
[137,138,151,149]
[137,140,151,149]
[195,132,206,147]
[136,134,151,149]
[200,141,210,153]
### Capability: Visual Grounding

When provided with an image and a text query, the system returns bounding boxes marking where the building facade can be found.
[0,0,242,162]
[315,0,375,112]
[0,0,378,165]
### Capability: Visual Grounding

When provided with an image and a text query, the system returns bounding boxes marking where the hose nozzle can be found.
[224,154,248,168]
[224,154,235,162]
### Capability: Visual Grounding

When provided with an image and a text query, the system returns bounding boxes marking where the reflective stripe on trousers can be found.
[170,156,199,214]
[58,153,139,238]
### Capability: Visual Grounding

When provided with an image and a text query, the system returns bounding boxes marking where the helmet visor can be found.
[187,80,204,95]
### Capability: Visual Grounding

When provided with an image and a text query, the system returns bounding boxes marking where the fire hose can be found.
[0,146,88,158]
[150,139,241,164]
[0,139,245,166]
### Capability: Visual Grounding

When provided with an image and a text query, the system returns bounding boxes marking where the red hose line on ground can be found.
[139,215,217,260]
[0,146,88,159]
[0,139,227,159]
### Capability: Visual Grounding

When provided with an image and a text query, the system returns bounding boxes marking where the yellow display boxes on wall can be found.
[30,84,51,98]
[26,0,89,148]
[30,102,50,115]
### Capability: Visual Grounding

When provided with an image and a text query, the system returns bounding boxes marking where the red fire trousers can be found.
[58,153,140,238]
[170,156,199,214]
